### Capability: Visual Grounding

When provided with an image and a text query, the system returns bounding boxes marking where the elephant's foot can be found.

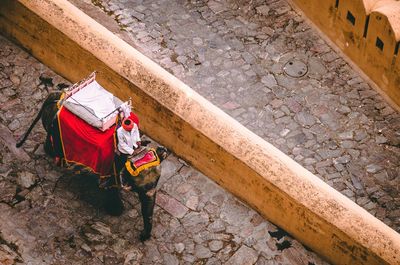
[140,230,151,242]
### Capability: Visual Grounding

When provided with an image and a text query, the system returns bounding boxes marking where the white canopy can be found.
[65,80,116,119]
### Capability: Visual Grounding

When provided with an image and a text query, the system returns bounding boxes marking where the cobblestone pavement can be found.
[0,36,329,264]
[69,0,400,232]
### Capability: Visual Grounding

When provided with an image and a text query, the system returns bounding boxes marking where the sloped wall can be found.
[290,0,400,108]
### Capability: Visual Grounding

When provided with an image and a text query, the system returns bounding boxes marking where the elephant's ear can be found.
[161,151,168,161]
[156,146,169,162]
[141,140,151,146]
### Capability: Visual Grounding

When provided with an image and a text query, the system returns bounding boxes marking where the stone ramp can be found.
[0,35,327,265]
[70,0,400,233]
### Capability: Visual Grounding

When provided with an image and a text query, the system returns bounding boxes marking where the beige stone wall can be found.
[286,0,335,30]
[290,0,400,109]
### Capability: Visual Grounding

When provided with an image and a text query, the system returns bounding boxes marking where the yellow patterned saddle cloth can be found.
[125,148,160,177]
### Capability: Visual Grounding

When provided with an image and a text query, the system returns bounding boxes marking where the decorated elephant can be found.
[16,91,168,241]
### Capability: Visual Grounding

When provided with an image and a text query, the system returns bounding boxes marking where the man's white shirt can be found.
[117,123,141,155]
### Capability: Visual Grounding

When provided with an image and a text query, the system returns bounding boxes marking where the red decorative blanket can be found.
[125,149,160,177]
[57,107,116,175]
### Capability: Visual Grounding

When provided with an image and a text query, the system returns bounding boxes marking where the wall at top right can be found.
[290,0,400,108]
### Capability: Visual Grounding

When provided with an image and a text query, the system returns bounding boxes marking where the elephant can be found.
[16,91,168,241]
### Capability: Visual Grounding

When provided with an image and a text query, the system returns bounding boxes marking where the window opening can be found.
[363,15,370,38]
[346,11,355,25]
[376,37,384,51]
[335,0,339,8]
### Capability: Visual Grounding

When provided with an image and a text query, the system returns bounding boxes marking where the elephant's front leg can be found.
[138,188,156,241]
[104,188,124,216]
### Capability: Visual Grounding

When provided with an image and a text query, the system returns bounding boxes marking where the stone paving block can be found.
[16,171,36,189]
[226,245,258,265]
[155,192,188,219]
[0,124,30,161]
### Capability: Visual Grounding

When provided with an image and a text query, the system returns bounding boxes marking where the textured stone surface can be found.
[226,245,258,265]
[70,0,400,234]
[156,192,188,219]
[0,35,328,264]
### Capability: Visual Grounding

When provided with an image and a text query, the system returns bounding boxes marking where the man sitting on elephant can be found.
[115,116,141,174]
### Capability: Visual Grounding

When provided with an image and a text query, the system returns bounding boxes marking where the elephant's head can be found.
[155,146,168,162]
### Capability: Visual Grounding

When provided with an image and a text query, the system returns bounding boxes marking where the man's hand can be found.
[131,147,141,156]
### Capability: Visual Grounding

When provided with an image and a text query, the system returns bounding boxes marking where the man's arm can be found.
[131,123,141,146]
